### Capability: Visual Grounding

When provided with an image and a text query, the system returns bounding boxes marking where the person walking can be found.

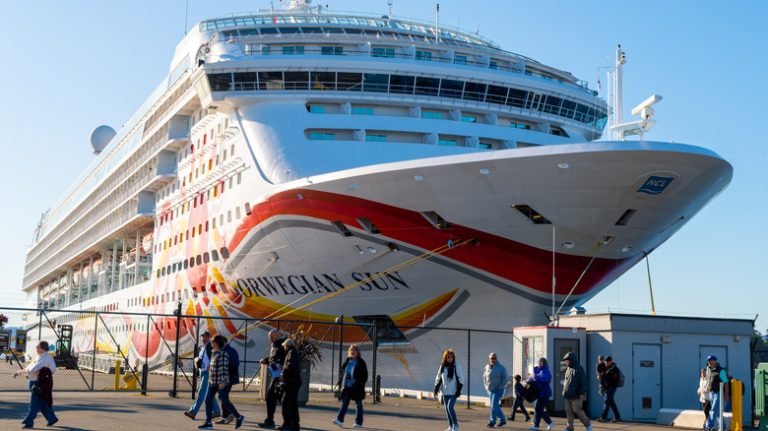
[528,357,553,431]
[434,349,465,431]
[697,367,711,426]
[258,330,286,429]
[595,355,606,398]
[198,335,244,430]
[703,355,729,431]
[483,352,509,428]
[598,356,622,422]
[509,375,531,421]
[562,352,591,431]
[280,338,302,431]
[13,341,58,428]
[185,331,221,420]
[333,344,369,428]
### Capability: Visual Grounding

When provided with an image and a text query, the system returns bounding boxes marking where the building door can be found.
[553,338,580,414]
[632,344,662,420]
[699,345,728,370]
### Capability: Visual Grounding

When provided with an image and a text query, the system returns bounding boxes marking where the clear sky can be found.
[1,1,766,330]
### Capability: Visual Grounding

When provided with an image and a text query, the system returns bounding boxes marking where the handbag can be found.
[32,383,44,396]
[455,382,464,397]
[523,381,539,402]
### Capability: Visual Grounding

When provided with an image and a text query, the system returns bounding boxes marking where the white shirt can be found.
[198,342,212,371]
[24,351,57,381]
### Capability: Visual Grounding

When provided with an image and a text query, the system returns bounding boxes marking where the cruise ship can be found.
[21,1,731,390]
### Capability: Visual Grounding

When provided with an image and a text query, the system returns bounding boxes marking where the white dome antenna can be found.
[90,125,116,155]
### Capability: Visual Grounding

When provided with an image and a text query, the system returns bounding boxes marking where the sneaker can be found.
[332,419,344,427]
[184,411,196,420]
[597,418,608,423]
[546,424,552,431]
[47,419,59,427]
[258,420,276,428]
[586,426,593,431]
[198,423,214,430]
[498,421,507,427]
[528,427,539,430]
[353,424,363,429]
[487,424,496,428]
[235,415,245,429]
[452,425,459,431]
[225,414,236,424]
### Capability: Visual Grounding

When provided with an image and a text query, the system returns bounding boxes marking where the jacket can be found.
[604,363,621,388]
[281,348,302,389]
[209,349,232,386]
[562,352,587,400]
[483,362,509,393]
[263,337,286,372]
[36,367,54,407]
[533,365,553,399]
[338,357,369,401]
[706,363,728,392]
[435,362,465,396]
[225,344,240,385]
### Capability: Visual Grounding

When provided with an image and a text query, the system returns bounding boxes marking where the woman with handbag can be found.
[528,357,553,431]
[434,349,464,431]
[332,344,369,428]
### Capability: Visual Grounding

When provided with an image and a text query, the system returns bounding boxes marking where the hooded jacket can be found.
[562,352,587,400]
[483,361,509,393]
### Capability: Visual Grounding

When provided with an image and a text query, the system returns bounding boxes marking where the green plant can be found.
[288,325,322,369]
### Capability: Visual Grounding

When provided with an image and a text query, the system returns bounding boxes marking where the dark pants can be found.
[337,387,364,426]
[265,378,281,422]
[282,385,300,430]
[534,397,552,427]
[23,381,57,427]
[601,386,621,420]
[510,397,530,420]
[206,383,240,423]
[702,400,712,426]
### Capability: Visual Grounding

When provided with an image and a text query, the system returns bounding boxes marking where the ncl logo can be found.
[637,176,674,195]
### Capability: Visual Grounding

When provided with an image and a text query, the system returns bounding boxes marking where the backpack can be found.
[617,367,625,387]
[523,381,539,402]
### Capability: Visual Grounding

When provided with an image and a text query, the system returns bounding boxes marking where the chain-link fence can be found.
[0,306,518,404]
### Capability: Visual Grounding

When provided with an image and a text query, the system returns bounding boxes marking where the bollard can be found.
[731,379,742,431]
[114,359,122,390]
[375,375,382,403]
[719,383,724,431]
[141,363,149,396]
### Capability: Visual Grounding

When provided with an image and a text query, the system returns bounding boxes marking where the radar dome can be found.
[90,125,116,155]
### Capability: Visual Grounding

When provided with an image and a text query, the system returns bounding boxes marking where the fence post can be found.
[243,319,249,391]
[371,320,379,404]
[144,314,150,394]
[37,311,42,341]
[337,315,344,388]
[466,330,471,409]
[330,323,337,391]
[92,313,97,391]
[191,315,201,400]
[171,302,182,398]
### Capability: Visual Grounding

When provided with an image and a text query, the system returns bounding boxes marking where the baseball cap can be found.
[706,355,717,361]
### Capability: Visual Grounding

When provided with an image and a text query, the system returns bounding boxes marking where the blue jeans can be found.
[705,391,722,429]
[534,397,552,428]
[190,371,220,416]
[600,386,621,420]
[337,387,364,426]
[206,383,240,422]
[443,395,458,427]
[489,389,506,424]
[23,380,58,426]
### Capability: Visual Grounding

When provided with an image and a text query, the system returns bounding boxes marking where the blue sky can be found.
[1,1,766,330]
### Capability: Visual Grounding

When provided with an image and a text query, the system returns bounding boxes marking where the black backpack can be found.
[523,381,539,402]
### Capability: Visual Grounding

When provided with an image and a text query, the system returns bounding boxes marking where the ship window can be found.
[543,96,563,115]
[331,221,353,237]
[260,27,278,34]
[309,132,335,140]
[205,221,209,232]
[221,247,230,259]
[363,73,388,92]
[561,100,577,118]
[208,73,233,91]
[284,71,309,89]
[507,89,528,108]
[415,50,432,61]
[308,104,325,113]
[389,75,414,94]
[235,207,241,219]
[461,114,478,123]
[212,249,220,261]
[550,126,568,137]
[203,252,210,264]
[337,72,362,91]
[422,110,443,119]
[512,204,552,225]
[311,72,336,90]
[196,255,202,266]
[183,259,188,269]
[352,106,374,115]
[490,60,499,69]
[510,121,532,130]
[454,54,468,65]
[440,79,463,98]
[301,26,322,33]
[415,77,439,96]
[365,134,387,142]
[233,72,257,91]
[245,202,252,216]
[279,27,300,35]
[438,138,458,146]
[189,257,195,268]
[227,211,232,222]
[212,218,216,229]
[321,46,343,55]
[258,71,284,90]
[478,141,494,149]
[371,47,395,58]
[463,82,487,101]
[282,45,304,55]
[356,217,381,234]
[161,267,166,276]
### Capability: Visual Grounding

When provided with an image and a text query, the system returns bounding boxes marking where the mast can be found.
[613,45,626,140]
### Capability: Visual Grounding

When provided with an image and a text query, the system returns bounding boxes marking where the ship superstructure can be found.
[21,2,731,391]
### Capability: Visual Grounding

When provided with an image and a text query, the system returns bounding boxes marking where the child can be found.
[510,374,531,421]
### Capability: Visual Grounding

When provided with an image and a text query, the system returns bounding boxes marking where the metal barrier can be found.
[0,306,517,404]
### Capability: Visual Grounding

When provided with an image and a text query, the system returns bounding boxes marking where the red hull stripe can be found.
[230,189,640,296]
